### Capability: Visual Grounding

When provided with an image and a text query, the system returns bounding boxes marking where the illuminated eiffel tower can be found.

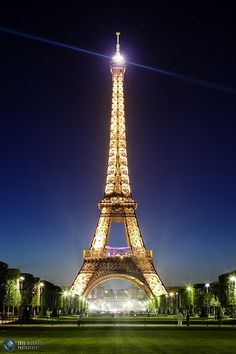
[71,33,167,298]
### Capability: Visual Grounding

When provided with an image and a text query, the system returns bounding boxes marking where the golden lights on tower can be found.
[112,32,125,64]
[105,31,130,197]
[70,33,167,299]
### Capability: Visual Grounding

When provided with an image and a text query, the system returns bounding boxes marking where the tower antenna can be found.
[116,32,120,54]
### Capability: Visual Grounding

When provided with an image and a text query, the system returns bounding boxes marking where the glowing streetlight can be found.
[39,282,44,316]
[175,292,179,313]
[169,292,174,314]
[205,283,210,315]
[229,276,236,310]
[19,276,25,291]
[62,290,69,315]
[229,276,236,283]
[186,285,194,314]
[63,290,69,297]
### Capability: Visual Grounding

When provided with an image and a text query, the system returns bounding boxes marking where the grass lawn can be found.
[30,315,235,325]
[0,326,236,353]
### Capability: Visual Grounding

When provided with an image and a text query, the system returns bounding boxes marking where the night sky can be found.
[0,2,235,288]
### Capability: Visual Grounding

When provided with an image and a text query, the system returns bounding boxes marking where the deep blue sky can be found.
[0,2,235,287]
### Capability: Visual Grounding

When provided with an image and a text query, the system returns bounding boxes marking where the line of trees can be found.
[1,260,234,319]
[148,270,236,317]
[0,261,62,320]
[0,261,87,321]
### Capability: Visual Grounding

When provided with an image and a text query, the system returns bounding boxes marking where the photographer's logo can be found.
[2,339,15,352]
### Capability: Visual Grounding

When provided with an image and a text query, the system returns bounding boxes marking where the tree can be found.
[147,298,156,313]
[54,286,62,309]
[32,278,41,315]
[219,271,236,313]
[219,273,229,309]
[210,294,220,315]
[40,281,62,316]
[199,306,208,319]
[5,268,21,316]
[20,273,35,307]
[0,261,8,315]
[159,294,168,314]
[19,273,35,321]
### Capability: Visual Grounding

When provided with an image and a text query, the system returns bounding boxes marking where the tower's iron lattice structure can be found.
[71,33,167,298]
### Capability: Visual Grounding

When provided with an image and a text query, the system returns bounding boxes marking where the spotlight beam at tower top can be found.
[0,26,235,94]
[0,26,110,60]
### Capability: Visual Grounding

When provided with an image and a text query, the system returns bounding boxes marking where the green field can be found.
[1,326,236,353]
[28,314,236,325]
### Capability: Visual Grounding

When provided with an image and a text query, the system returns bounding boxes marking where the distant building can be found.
[87,284,147,313]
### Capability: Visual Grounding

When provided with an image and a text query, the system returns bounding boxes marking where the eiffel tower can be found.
[71,33,167,298]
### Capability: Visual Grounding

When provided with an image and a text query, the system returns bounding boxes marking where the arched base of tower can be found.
[70,250,167,298]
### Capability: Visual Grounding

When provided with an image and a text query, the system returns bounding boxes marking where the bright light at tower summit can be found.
[112,32,125,64]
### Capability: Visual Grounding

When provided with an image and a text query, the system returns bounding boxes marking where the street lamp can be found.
[186,285,194,314]
[18,276,25,319]
[175,292,179,313]
[63,290,69,314]
[81,296,85,312]
[229,276,236,314]
[205,283,210,316]
[39,282,44,316]
[169,292,174,314]
[165,294,168,314]
[229,276,236,284]
[19,276,25,290]
[71,293,75,314]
